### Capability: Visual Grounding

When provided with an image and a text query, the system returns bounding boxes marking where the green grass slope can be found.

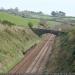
[0,24,40,73]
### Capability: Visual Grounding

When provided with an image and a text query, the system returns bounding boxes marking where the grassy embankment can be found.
[44,30,75,73]
[0,12,42,73]
[0,24,41,73]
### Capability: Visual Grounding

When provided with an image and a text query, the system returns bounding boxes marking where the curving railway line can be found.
[9,33,56,74]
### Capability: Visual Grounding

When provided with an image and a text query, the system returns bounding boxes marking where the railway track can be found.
[9,33,56,74]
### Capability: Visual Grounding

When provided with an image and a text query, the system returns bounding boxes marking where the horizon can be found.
[0,0,75,16]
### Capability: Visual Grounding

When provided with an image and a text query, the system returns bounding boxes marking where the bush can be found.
[68,30,75,43]
[1,20,15,26]
[28,22,33,28]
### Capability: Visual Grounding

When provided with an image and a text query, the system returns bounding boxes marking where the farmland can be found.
[0,12,39,27]
[0,12,62,28]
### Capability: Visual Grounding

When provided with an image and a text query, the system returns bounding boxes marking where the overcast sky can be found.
[0,0,75,16]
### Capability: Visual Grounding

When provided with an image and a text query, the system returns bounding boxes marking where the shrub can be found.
[1,20,15,26]
[28,22,33,28]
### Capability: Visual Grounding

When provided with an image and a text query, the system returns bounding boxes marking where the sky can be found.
[0,0,75,16]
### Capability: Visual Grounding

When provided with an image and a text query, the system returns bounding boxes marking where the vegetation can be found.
[0,12,39,27]
[1,20,15,26]
[0,9,75,73]
[51,11,66,17]
[0,7,48,19]
[28,22,33,28]
[0,24,40,73]
[44,30,75,73]
[0,12,63,29]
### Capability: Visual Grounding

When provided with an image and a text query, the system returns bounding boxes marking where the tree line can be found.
[0,7,44,18]
[51,11,66,17]
[0,7,66,18]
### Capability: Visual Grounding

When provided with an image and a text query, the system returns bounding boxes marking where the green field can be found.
[0,12,40,27]
[0,12,62,28]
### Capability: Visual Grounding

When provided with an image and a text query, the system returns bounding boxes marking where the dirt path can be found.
[9,33,56,74]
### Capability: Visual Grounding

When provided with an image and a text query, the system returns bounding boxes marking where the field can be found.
[0,12,62,28]
[0,12,39,27]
